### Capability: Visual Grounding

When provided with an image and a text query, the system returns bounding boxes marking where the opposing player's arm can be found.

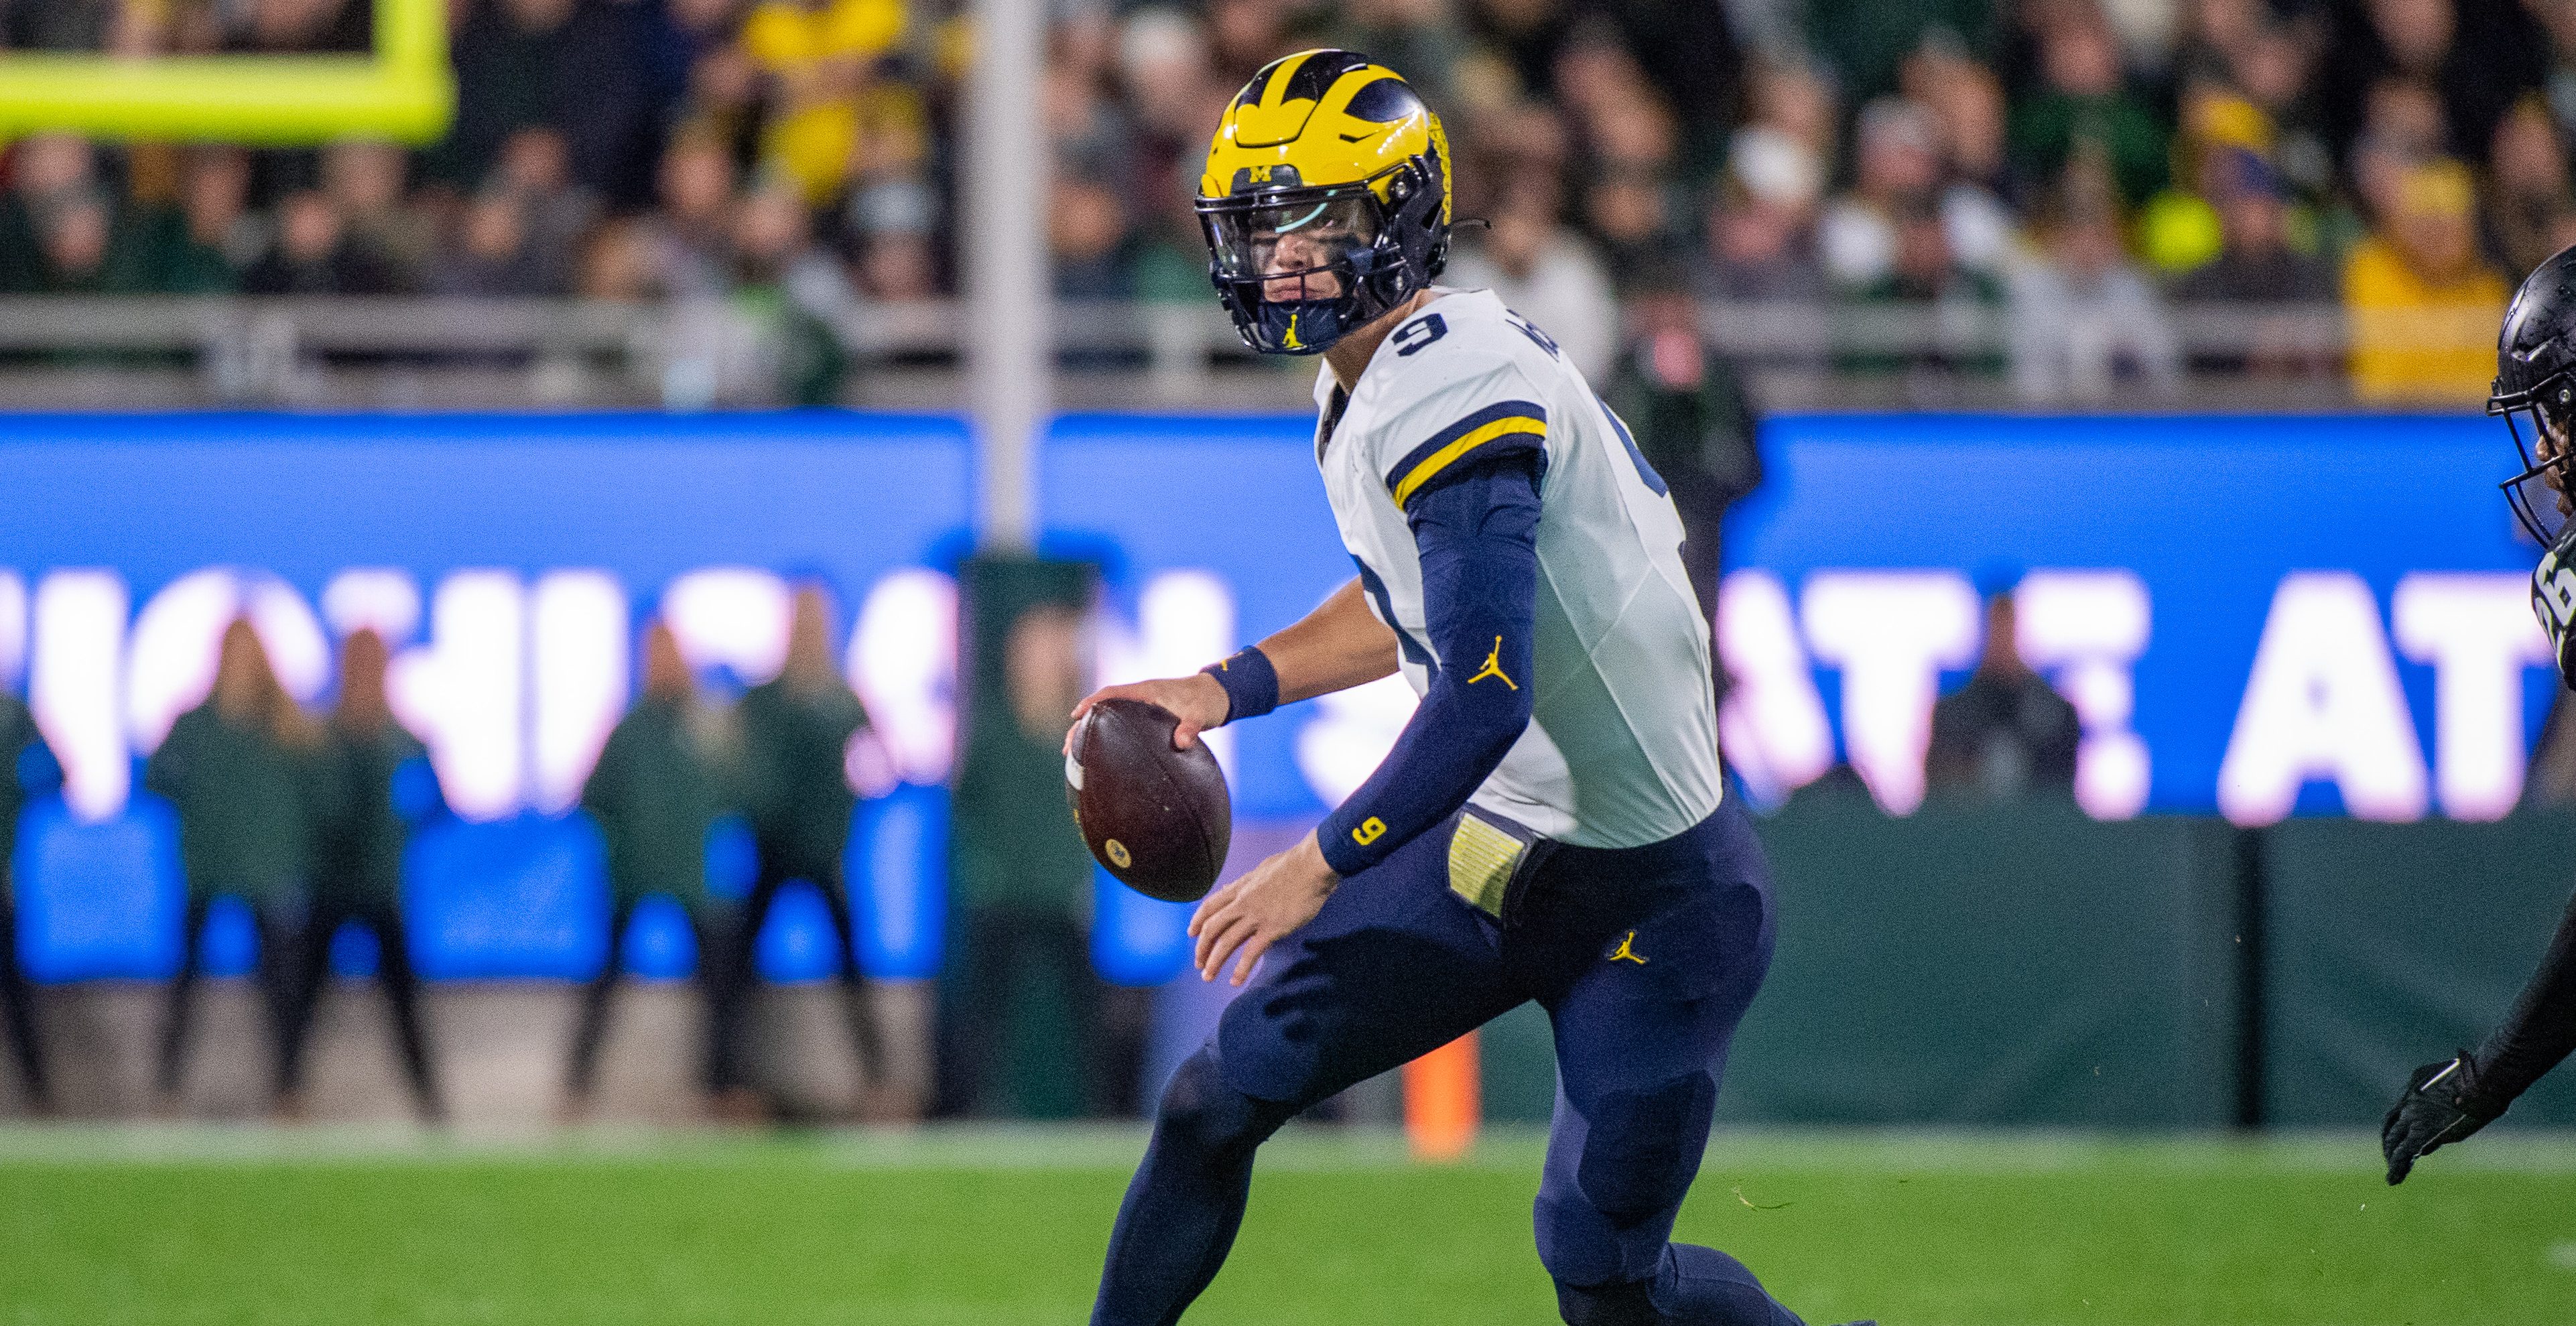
[2385,887,2576,1182]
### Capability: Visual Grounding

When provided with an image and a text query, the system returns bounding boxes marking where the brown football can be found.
[1066,698,1233,903]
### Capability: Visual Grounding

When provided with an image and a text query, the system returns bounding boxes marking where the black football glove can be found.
[2382,1053,2501,1185]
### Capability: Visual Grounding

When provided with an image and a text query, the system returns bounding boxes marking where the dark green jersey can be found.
[145,704,318,900]
[950,714,1096,915]
[738,677,867,876]
[313,723,432,901]
[582,697,726,907]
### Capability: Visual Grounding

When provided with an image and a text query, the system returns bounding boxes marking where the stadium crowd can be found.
[0,0,2564,401]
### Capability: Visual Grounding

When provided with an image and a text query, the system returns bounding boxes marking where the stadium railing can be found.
[0,296,2392,412]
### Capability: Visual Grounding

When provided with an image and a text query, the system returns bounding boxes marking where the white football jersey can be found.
[1314,287,1724,848]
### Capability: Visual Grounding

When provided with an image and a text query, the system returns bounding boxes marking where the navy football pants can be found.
[1092,799,1805,1325]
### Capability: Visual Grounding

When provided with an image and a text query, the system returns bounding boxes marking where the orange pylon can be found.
[1403,1030,1480,1162]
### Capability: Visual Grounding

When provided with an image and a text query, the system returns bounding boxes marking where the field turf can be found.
[3,1125,2573,1325]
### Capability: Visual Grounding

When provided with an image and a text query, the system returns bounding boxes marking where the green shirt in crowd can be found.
[312,723,432,903]
[145,704,320,902]
[582,695,728,909]
[737,677,868,880]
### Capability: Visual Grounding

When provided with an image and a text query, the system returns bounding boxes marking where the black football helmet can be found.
[2493,245,2576,542]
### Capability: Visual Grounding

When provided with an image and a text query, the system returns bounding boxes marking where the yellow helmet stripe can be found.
[1257,51,1317,112]
[1234,51,1321,146]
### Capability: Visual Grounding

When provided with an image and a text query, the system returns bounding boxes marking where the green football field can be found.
[3,1125,2573,1325]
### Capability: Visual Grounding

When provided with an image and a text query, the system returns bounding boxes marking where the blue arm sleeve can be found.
[1316,452,1541,876]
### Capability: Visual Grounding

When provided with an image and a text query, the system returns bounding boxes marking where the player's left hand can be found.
[2382,1053,2500,1185]
[1190,830,1338,986]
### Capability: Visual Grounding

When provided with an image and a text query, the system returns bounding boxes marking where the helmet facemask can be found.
[1197,158,1445,355]
[2495,369,2576,543]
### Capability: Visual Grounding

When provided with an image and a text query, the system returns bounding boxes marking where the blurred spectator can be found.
[1903,34,2016,267]
[2486,96,2576,278]
[2007,165,2180,403]
[141,146,257,293]
[1,684,60,1115]
[1743,58,1838,166]
[940,566,1134,1120]
[640,0,748,110]
[2138,87,2273,276]
[1699,128,1827,303]
[2345,157,2509,403]
[2537,0,2576,150]
[2174,153,2327,302]
[728,580,903,1118]
[279,629,446,1123]
[2007,8,2168,208]
[1926,588,2080,798]
[2348,76,2450,225]
[242,190,403,295]
[324,139,432,292]
[493,127,601,295]
[739,0,908,204]
[1600,257,1762,622]
[19,190,124,293]
[1838,198,2005,381]
[1820,97,1949,289]
[567,619,755,1122]
[1555,25,1689,241]
[2321,0,2542,169]
[731,186,854,401]
[1805,0,1996,105]
[1445,193,1619,380]
[435,0,659,208]
[1463,0,1574,103]
[1051,175,1137,301]
[0,134,101,291]
[856,226,940,301]
[147,618,326,1116]
[1594,0,1744,175]
[430,189,554,296]
[631,129,737,297]
[576,218,660,300]
[2170,151,2338,376]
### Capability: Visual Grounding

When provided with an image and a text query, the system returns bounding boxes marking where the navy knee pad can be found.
[1155,1047,1291,1160]
[1554,1276,1660,1326]
[1577,1072,1717,1225]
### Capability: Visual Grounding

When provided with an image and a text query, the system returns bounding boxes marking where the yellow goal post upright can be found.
[0,0,453,145]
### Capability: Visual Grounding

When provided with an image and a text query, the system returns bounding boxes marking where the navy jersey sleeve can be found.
[1315,451,1541,876]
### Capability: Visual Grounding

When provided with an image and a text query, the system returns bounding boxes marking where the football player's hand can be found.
[1190,830,1338,986]
[2382,1053,2500,1185]
[1068,674,1232,753]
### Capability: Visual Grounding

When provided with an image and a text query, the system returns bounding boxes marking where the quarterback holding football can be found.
[1071,50,1863,1326]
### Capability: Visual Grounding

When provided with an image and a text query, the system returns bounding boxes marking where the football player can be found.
[2382,244,2576,1183]
[1072,52,1864,1325]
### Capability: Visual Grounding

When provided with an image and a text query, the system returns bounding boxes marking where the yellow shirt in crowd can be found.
[2343,237,2508,405]
[743,0,909,203]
